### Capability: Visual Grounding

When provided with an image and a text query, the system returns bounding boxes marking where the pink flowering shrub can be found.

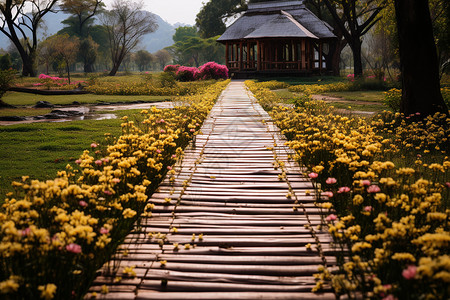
[198,62,229,80]
[175,66,199,82]
[163,64,180,73]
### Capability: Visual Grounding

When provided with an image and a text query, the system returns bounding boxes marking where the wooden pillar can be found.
[257,41,262,71]
[239,42,243,71]
[319,42,323,72]
[247,42,251,69]
[301,39,306,70]
[225,42,229,69]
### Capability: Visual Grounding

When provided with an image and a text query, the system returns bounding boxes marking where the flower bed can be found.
[246,80,450,300]
[0,80,229,299]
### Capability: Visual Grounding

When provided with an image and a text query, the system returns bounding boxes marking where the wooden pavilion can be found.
[217,0,337,78]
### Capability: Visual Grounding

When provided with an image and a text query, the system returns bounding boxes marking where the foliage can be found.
[0,69,16,99]
[84,75,215,96]
[163,65,180,73]
[322,0,387,76]
[59,0,104,38]
[101,0,158,76]
[0,80,229,299]
[0,0,59,76]
[154,49,173,70]
[134,50,154,72]
[255,80,290,90]
[197,62,229,80]
[385,87,450,112]
[175,66,200,82]
[247,80,450,300]
[168,35,225,67]
[173,26,199,43]
[0,54,12,71]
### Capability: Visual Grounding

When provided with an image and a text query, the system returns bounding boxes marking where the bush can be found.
[0,69,15,99]
[198,62,228,80]
[163,64,180,73]
[175,66,199,82]
[384,88,402,112]
[157,72,177,88]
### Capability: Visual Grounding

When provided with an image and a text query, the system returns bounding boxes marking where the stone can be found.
[34,101,54,108]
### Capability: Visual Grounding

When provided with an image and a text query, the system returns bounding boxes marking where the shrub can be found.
[163,64,180,73]
[198,62,228,80]
[384,88,402,112]
[175,66,199,82]
[0,69,15,99]
[157,72,177,88]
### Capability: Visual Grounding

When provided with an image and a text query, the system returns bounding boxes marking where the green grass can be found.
[323,90,385,103]
[2,92,171,106]
[0,109,142,200]
[0,108,52,117]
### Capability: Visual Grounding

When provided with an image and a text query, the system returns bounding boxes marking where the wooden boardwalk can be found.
[88,81,335,299]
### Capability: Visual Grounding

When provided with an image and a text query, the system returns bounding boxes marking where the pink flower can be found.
[79,201,88,207]
[364,206,373,212]
[156,149,162,154]
[102,158,109,163]
[308,172,318,179]
[100,227,110,235]
[21,227,32,236]
[160,129,166,133]
[104,190,112,196]
[95,160,102,166]
[66,243,82,254]
[190,129,196,132]
[361,180,371,186]
[75,159,82,164]
[90,143,98,148]
[338,186,351,193]
[402,265,417,280]
[112,178,120,184]
[382,295,397,300]
[326,214,338,222]
[160,119,165,123]
[445,182,450,188]
[172,154,177,159]
[167,166,172,170]
[367,185,381,193]
[326,177,337,185]
[322,191,333,198]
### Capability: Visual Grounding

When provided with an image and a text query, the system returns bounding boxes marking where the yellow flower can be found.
[122,208,137,219]
[38,284,57,300]
[0,276,20,294]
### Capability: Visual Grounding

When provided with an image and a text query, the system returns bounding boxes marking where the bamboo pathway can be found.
[88,81,335,299]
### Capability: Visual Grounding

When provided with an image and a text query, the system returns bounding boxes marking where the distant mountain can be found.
[0,10,176,54]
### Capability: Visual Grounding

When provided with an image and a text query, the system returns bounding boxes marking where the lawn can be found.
[2,92,170,106]
[323,90,385,102]
[0,110,141,199]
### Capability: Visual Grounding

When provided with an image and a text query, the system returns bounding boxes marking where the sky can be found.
[103,0,206,25]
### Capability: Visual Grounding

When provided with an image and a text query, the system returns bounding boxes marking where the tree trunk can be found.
[84,63,94,73]
[350,40,363,77]
[394,0,448,117]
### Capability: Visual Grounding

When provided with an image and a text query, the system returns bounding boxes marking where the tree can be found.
[79,36,99,73]
[60,0,104,38]
[196,0,246,38]
[134,50,154,72]
[0,0,58,76]
[101,0,158,76]
[154,49,172,70]
[173,26,199,43]
[305,0,347,75]
[393,0,448,116]
[51,34,80,83]
[322,0,387,76]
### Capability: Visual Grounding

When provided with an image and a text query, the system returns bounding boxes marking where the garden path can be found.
[88,81,335,299]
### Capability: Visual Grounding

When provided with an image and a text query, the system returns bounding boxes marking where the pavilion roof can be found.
[217,0,335,42]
